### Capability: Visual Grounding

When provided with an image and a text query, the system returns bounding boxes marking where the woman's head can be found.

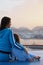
[14,34,20,43]
[0,16,11,30]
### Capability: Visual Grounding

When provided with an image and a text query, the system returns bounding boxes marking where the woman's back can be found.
[0,16,14,61]
[0,28,12,52]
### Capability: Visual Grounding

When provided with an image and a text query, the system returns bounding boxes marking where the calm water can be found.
[20,39,43,45]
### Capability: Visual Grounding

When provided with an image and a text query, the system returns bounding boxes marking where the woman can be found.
[0,16,40,62]
[0,16,13,61]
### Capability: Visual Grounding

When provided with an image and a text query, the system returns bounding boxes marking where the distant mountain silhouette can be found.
[11,27,32,33]
[32,26,43,31]
[11,26,43,39]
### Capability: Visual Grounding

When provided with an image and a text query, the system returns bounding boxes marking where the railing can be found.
[24,45,43,49]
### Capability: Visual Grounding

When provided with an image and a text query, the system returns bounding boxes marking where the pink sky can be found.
[0,0,43,29]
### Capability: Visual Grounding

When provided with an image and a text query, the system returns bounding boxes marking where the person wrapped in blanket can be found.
[11,34,40,62]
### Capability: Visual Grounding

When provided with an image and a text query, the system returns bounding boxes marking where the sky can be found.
[0,0,43,29]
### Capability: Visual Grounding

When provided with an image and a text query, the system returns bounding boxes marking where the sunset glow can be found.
[0,0,43,29]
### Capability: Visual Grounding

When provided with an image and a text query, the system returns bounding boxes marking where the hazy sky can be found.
[0,0,43,29]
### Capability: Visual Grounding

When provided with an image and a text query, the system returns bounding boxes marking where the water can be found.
[20,39,43,45]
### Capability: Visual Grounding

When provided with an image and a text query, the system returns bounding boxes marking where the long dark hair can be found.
[14,34,20,43]
[0,16,11,30]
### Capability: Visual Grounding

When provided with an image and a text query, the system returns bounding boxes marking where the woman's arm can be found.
[15,42,29,53]
[15,42,24,49]
[23,47,29,54]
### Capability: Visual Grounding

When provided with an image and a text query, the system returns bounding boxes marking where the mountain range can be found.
[11,26,43,39]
